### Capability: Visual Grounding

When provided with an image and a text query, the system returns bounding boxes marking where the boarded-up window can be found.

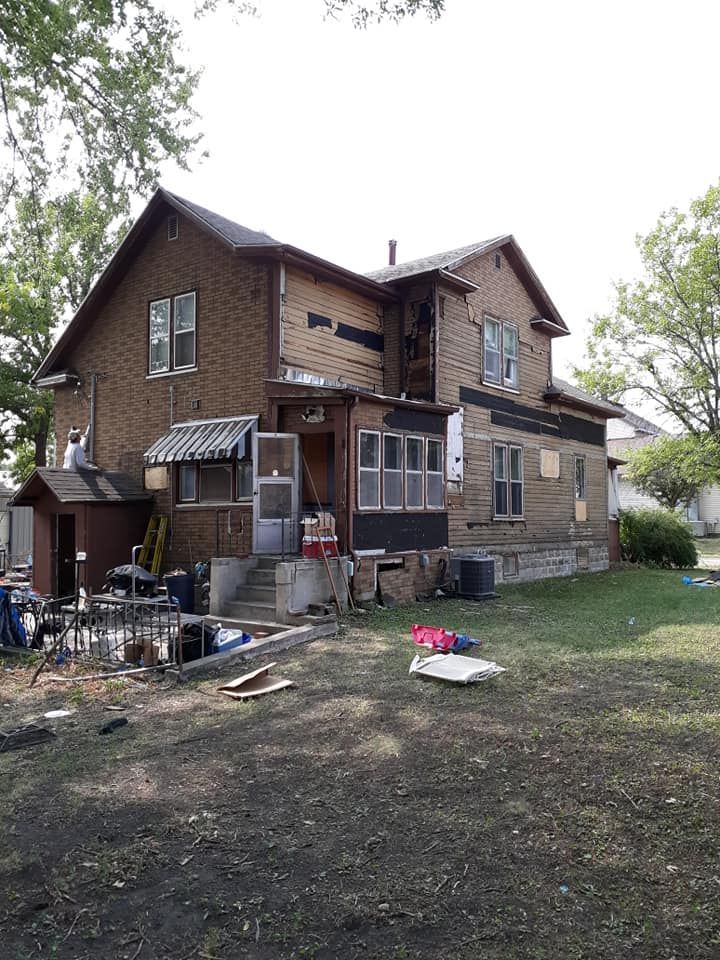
[540,449,560,479]
[144,466,168,490]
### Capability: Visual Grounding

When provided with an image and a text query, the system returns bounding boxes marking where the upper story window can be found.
[483,316,519,390]
[149,291,197,375]
[493,442,524,519]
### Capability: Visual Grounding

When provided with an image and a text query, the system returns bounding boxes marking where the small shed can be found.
[11,469,153,596]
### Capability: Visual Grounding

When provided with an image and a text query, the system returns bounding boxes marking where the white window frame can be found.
[173,292,197,371]
[426,438,445,509]
[149,297,171,374]
[358,430,381,510]
[493,442,524,519]
[148,290,197,376]
[382,433,403,510]
[405,435,425,510]
[178,464,197,502]
[483,316,519,390]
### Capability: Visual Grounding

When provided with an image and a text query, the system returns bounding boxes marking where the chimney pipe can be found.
[388,239,397,266]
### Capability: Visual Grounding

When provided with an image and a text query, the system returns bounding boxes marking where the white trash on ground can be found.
[409,653,506,684]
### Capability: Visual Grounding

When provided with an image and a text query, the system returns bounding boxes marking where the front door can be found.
[252,433,300,554]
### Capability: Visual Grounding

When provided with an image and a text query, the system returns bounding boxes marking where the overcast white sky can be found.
[161,0,720,385]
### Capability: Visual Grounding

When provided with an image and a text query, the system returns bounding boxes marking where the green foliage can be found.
[0,1,201,199]
[208,0,445,26]
[625,434,720,511]
[619,508,698,569]
[574,181,720,433]
[0,0,199,472]
[322,0,444,26]
[0,186,129,467]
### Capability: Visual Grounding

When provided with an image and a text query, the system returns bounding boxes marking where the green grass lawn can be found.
[1,567,719,959]
[694,535,720,559]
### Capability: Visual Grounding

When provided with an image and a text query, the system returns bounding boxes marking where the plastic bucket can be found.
[165,573,195,614]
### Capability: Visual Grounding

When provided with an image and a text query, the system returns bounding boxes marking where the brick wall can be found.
[52,204,271,567]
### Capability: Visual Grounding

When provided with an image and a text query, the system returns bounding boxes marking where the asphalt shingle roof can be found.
[165,191,278,247]
[366,237,507,283]
[13,468,152,505]
[549,377,625,418]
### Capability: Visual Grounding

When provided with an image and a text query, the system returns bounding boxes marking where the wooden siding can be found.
[437,249,608,551]
[282,267,385,390]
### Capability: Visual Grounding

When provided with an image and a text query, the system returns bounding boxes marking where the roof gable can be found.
[366,235,569,335]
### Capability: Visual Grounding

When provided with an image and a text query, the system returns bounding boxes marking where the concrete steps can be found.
[246,567,276,587]
[237,584,276,603]
[224,599,277,621]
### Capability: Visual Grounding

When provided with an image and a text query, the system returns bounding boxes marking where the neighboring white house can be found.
[607,408,720,535]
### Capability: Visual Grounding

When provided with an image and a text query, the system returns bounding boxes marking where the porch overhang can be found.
[265,380,458,417]
[143,416,258,465]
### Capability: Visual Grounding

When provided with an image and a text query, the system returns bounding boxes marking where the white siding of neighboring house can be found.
[618,477,659,511]
[608,468,621,517]
[698,486,720,532]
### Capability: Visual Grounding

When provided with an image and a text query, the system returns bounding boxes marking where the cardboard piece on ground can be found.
[409,653,506,684]
[217,661,294,700]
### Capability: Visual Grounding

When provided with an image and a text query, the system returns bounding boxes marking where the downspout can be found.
[346,395,360,557]
[88,373,97,462]
[168,384,175,561]
[433,282,440,404]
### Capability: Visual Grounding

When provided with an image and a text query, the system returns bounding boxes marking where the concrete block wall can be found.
[475,540,610,585]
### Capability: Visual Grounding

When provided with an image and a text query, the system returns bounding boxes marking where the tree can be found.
[0,1,201,203]
[575,182,720,435]
[0,187,131,474]
[624,434,720,512]
[0,0,446,482]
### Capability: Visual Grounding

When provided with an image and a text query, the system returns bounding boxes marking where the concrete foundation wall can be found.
[275,558,349,620]
[209,557,258,616]
[460,540,609,585]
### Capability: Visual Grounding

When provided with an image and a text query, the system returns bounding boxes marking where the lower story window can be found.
[493,442,524,518]
[178,444,253,505]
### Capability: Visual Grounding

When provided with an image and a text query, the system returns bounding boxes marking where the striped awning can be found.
[143,416,257,465]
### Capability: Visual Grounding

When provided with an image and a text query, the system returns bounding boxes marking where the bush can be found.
[619,508,698,568]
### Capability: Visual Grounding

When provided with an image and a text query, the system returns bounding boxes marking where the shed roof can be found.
[144,416,257,465]
[11,469,153,506]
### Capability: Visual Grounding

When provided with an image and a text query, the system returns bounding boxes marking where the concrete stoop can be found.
[174,617,338,677]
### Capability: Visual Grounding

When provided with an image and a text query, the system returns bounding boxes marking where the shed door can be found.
[252,434,300,554]
[52,514,76,597]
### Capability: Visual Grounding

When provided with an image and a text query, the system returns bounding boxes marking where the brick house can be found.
[19,188,621,603]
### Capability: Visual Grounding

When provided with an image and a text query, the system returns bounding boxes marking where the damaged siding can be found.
[282,267,385,390]
[402,286,436,401]
[436,250,608,571]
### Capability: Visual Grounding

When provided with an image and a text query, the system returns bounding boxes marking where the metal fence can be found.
[12,594,185,677]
